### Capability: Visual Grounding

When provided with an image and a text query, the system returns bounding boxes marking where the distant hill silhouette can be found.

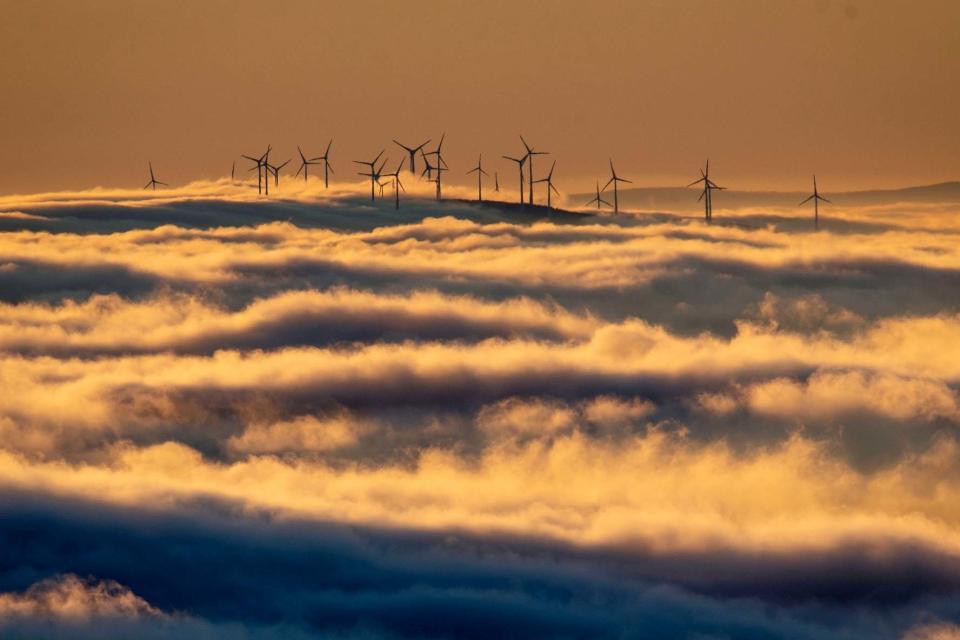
[571,181,960,212]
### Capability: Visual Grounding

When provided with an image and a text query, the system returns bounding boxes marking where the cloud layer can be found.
[1,183,959,638]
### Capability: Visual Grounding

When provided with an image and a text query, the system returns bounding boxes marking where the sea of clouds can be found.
[1,178,959,639]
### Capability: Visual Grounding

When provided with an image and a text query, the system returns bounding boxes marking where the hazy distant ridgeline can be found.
[572,180,960,213]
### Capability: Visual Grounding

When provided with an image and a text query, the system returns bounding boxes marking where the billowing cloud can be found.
[2,186,960,637]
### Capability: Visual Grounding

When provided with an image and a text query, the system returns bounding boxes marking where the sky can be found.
[1,0,958,195]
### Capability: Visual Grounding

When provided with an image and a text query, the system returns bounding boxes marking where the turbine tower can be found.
[799,174,830,229]
[494,171,500,193]
[466,153,489,202]
[602,159,631,213]
[520,135,548,205]
[295,145,324,183]
[143,162,168,191]
[533,160,559,209]
[353,149,385,201]
[502,155,526,204]
[393,138,431,175]
[586,180,611,210]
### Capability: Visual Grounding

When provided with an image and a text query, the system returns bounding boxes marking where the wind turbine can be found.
[602,159,632,213]
[466,153,489,202]
[242,145,271,194]
[687,159,723,222]
[266,157,291,189]
[393,138,431,175]
[231,161,235,182]
[317,139,334,188]
[799,174,830,229]
[502,155,526,204]
[384,159,405,210]
[533,160,559,209]
[143,162,168,191]
[295,145,323,183]
[420,149,435,180]
[520,135,548,205]
[353,149,385,201]
[586,180,612,210]
[423,134,448,200]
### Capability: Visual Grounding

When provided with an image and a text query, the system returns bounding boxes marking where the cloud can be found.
[745,370,960,422]
[226,413,370,455]
[2,187,960,638]
[0,574,162,621]
[905,623,960,640]
[0,288,596,356]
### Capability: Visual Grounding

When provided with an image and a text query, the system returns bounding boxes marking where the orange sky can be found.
[1,0,958,194]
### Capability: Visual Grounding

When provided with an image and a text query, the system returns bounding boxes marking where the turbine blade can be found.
[799,195,815,206]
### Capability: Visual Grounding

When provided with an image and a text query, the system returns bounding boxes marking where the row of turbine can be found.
[145,135,830,224]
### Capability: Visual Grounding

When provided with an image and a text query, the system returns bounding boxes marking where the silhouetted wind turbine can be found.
[586,180,612,210]
[353,150,385,201]
[502,155,526,204]
[318,139,334,188]
[267,157,291,189]
[423,134,448,200]
[520,135,548,205]
[420,149,435,180]
[602,160,631,213]
[687,159,723,222]
[393,138,431,175]
[143,162,168,191]
[799,174,830,229]
[467,154,489,202]
[295,145,323,183]
[243,145,271,194]
[385,159,405,210]
[231,161,235,182]
[533,160,559,209]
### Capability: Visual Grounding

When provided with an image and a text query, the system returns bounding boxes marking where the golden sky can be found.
[1,0,958,193]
